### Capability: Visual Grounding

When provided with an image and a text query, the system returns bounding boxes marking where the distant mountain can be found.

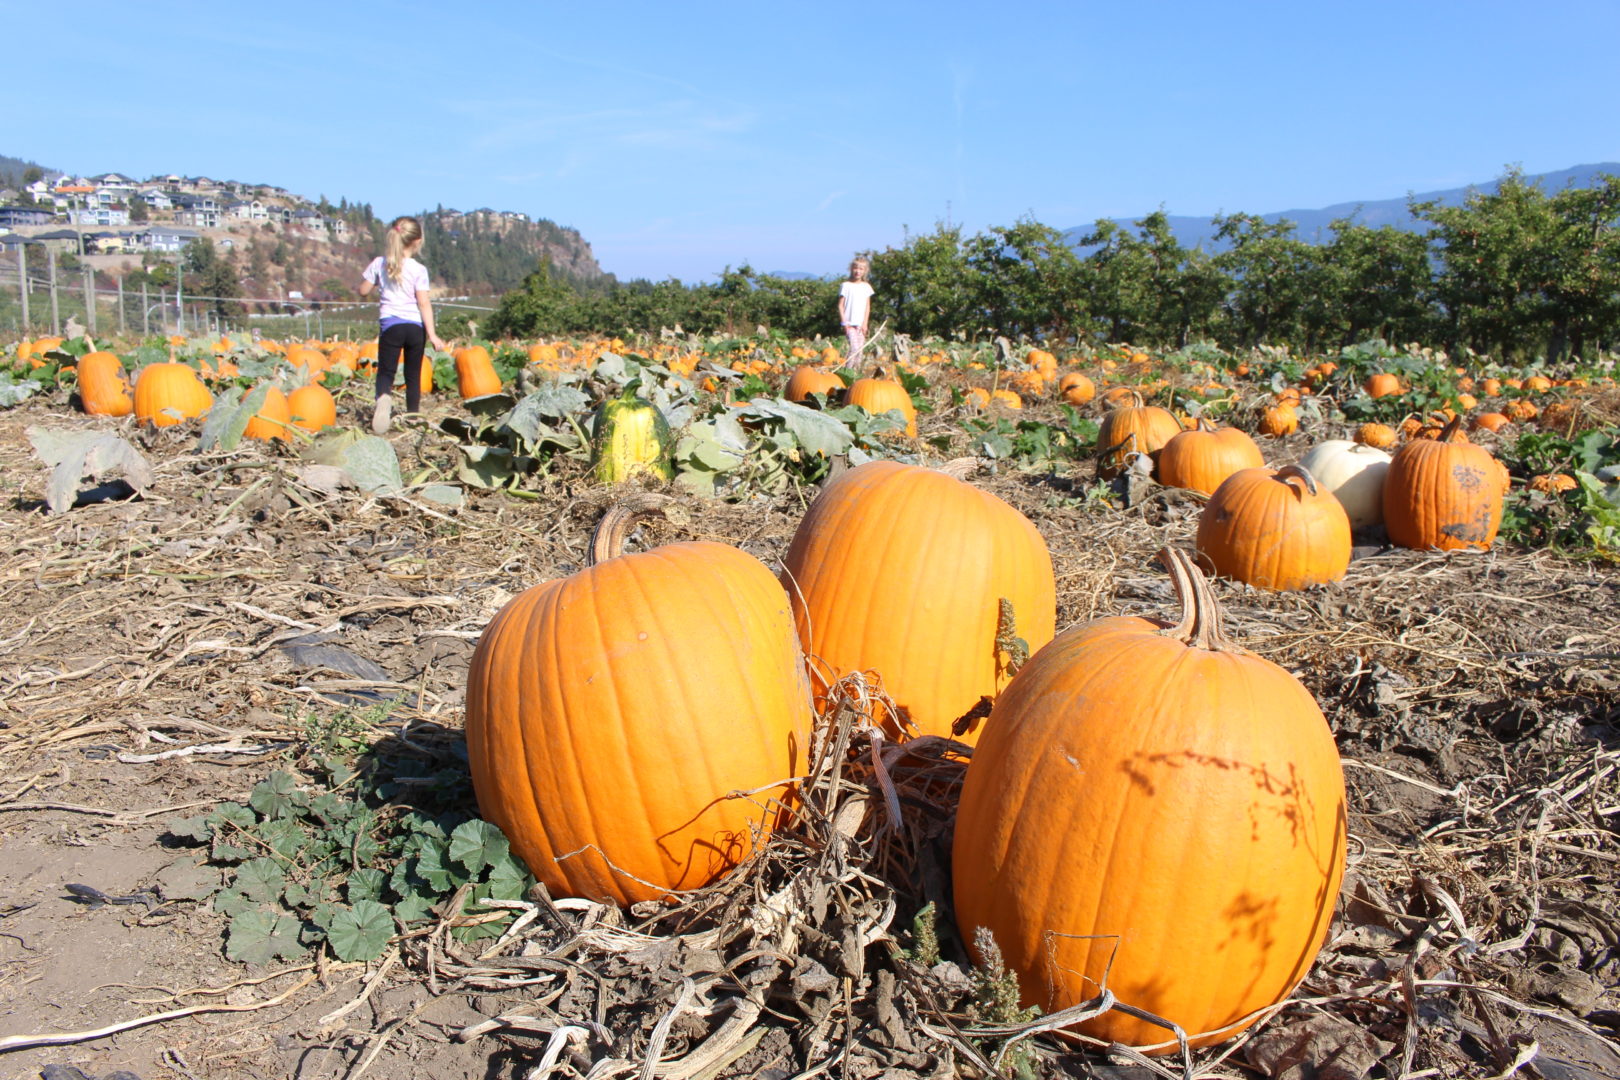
[1064,163,1620,251]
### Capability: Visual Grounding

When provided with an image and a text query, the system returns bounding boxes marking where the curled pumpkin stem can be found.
[589,493,675,565]
[1157,547,1240,653]
[1274,463,1320,497]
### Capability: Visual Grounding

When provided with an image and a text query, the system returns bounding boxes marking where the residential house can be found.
[0,205,56,227]
[52,181,96,211]
[327,216,349,239]
[24,179,52,202]
[86,231,134,254]
[32,229,84,255]
[290,209,327,233]
[72,207,130,227]
[136,187,173,212]
[142,226,200,253]
[226,198,268,222]
[172,194,220,229]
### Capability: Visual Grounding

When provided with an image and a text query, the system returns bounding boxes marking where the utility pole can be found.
[117,273,125,335]
[176,265,184,335]
[48,247,59,336]
[142,282,149,336]
[15,244,27,332]
[84,266,96,335]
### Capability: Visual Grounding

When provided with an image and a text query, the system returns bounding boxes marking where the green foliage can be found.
[170,703,535,965]
[961,405,1097,470]
[1498,426,1620,556]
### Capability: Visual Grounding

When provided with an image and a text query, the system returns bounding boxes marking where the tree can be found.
[22,167,42,186]
[1306,219,1432,348]
[182,238,242,318]
[1212,214,1318,347]
[869,224,976,339]
[963,219,1085,341]
[128,195,149,223]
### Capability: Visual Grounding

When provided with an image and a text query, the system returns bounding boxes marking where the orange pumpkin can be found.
[454,346,503,399]
[1096,392,1182,479]
[845,374,916,436]
[77,352,133,417]
[465,500,812,907]
[953,548,1346,1050]
[1530,472,1577,494]
[1364,373,1403,398]
[784,365,844,403]
[1354,422,1397,449]
[1470,412,1511,433]
[1057,372,1095,404]
[990,388,1022,410]
[1156,419,1265,496]
[287,384,337,432]
[134,363,214,427]
[242,385,292,441]
[1383,416,1506,551]
[780,460,1055,745]
[1258,403,1300,437]
[1196,465,1351,590]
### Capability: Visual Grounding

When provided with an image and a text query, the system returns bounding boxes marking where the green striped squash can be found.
[590,392,674,484]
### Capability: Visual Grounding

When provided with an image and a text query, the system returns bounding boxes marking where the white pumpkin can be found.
[1298,440,1392,531]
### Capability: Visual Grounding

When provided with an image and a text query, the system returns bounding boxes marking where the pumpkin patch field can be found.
[0,331,1616,1080]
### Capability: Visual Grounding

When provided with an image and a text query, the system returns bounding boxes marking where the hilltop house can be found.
[72,207,130,227]
[173,194,220,229]
[136,187,173,212]
[0,205,56,227]
[226,198,268,222]
[141,226,200,253]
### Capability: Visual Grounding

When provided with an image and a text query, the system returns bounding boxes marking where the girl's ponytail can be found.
[384,216,423,283]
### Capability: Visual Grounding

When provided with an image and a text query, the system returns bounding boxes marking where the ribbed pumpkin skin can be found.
[455,346,503,398]
[590,396,673,483]
[1197,467,1351,590]
[466,541,812,907]
[243,386,292,441]
[780,461,1055,743]
[134,363,213,427]
[784,366,844,403]
[953,602,1347,1047]
[77,351,133,417]
[1157,422,1264,495]
[845,378,916,436]
[287,383,337,432]
[1383,432,1505,551]
[1097,403,1182,478]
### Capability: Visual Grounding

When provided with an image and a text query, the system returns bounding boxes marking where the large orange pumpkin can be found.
[1383,415,1506,551]
[784,365,844,403]
[134,363,214,427]
[1096,392,1182,478]
[953,548,1346,1050]
[77,352,133,417]
[845,374,916,436]
[1364,373,1402,398]
[1057,372,1095,405]
[1156,418,1264,495]
[465,498,812,907]
[780,460,1055,744]
[454,346,502,399]
[1197,465,1351,590]
[287,384,337,432]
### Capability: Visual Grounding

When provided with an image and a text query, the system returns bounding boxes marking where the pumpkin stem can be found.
[589,493,675,565]
[1439,414,1465,443]
[1195,417,1217,434]
[1274,463,1320,497]
[938,457,980,480]
[1158,547,1239,653]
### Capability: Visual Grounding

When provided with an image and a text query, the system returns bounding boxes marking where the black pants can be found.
[376,322,425,414]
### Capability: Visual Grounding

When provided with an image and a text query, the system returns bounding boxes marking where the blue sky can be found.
[13,0,1619,282]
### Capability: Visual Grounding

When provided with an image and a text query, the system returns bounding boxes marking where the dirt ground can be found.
[0,390,1616,1080]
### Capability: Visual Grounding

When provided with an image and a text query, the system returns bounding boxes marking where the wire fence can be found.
[0,255,497,344]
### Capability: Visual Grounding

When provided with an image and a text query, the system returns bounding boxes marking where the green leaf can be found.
[416,483,465,508]
[168,814,213,843]
[347,868,386,904]
[27,427,155,515]
[414,841,459,892]
[448,819,510,875]
[326,900,394,962]
[226,908,304,964]
[249,771,303,819]
[212,887,257,917]
[234,858,287,903]
[259,818,309,860]
[0,372,45,407]
[393,893,436,924]
[485,853,530,901]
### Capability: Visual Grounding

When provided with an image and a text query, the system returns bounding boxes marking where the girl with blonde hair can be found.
[837,256,873,364]
[358,216,448,433]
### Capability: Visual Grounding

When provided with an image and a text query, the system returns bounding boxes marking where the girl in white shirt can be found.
[838,257,874,364]
[358,216,448,433]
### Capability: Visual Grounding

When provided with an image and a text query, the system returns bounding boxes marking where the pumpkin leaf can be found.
[198,382,270,453]
[249,771,305,819]
[226,908,304,965]
[738,398,856,458]
[448,819,510,874]
[415,483,466,508]
[325,899,394,962]
[234,858,288,903]
[347,868,387,904]
[27,427,154,515]
[456,444,521,489]
[0,372,44,407]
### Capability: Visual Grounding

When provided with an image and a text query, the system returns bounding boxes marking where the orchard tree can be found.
[1212,214,1318,347]
[1306,219,1433,348]
[868,224,977,339]
[963,219,1085,341]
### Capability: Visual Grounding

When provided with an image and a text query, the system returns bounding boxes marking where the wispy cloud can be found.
[816,190,846,212]
[446,97,756,167]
